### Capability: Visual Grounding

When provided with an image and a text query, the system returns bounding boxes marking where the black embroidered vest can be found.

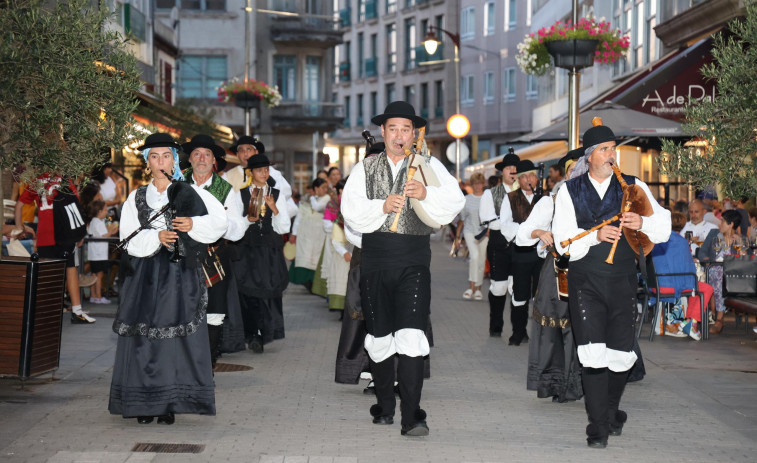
[508,190,542,262]
[363,153,435,236]
[566,172,637,274]
[490,184,507,218]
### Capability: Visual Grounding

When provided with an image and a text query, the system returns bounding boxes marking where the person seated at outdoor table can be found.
[650,213,713,340]
[698,209,743,335]
[747,207,757,248]
[2,223,35,255]
[680,199,718,256]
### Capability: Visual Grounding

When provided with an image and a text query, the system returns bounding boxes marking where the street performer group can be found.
[107,104,671,449]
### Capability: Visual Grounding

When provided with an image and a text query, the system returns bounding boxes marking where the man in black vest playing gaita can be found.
[553,123,670,448]
[342,101,464,437]
[498,160,544,346]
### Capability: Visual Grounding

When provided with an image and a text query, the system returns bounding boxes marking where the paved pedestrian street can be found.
[2,240,757,463]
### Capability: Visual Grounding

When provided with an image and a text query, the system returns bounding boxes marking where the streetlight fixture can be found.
[422,25,464,181]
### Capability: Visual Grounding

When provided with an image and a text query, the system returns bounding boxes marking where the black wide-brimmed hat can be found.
[495,152,520,171]
[582,125,616,149]
[371,101,427,128]
[516,159,537,175]
[182,134,227,170]
[230,135,266,154]
[247,153,271,170]
[557,146,585,173]
[137,133,181,151]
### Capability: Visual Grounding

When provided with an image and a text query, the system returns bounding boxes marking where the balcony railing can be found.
[365,0,378,20]
[271,102,345,132]
[339,7,351,27]
[339,62,351,82]
[271,15,344,48]
[415,43,444,67]
[365,57,378,77]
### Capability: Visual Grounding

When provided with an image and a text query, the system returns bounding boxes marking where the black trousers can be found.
[510,257,543,335]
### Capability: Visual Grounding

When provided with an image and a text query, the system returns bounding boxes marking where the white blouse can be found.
[119,181,228,258]
[341,155,464,234]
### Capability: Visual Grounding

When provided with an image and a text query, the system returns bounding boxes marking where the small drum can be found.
[554,258,569,302]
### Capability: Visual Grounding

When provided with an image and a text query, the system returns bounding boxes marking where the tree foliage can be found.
[659,2,757,199]
[0,0,141,187]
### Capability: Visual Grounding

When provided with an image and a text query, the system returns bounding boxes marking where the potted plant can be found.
[516,17,630,75]
[217,78,283,109]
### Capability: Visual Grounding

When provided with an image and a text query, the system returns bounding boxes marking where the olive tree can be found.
[659,2,757,199]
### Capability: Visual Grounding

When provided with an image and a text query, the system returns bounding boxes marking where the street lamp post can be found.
[422,26,463,181]
[243,0,253,136]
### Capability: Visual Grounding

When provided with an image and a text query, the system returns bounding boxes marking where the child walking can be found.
[86,200,118,304]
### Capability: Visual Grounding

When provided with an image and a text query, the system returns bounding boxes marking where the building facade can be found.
[158,0,343,195]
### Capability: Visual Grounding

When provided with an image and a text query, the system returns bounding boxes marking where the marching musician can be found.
[231,154,290,353]
[498,160,544,346]
[342,101,464,437]
[516,148,584,403]
[182,134,248,367]
[478,150,519,337]
[553,124,670,448]
[109,133,227,425]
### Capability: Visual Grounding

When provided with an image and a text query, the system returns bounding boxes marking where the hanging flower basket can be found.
[217,78,282,108]
[516,17,630,76]
[546,39,600,69]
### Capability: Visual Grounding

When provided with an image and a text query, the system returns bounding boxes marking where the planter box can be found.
[0,256,66,379]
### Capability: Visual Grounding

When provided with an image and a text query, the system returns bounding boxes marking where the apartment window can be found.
[274,55,297,101]
[461,75,474,105]
[157,0,225,10]
[304,56,321,102]
[403,85,415,107]
[405,0,415,7]
[460,7,475,40]
[333,45,340,85]
[344,95,351,127]
[357,94,364,126]
[386,23,397,73]
[358,0,366,22]
[357,33,364,78]
[434,80,444,118]
[386,0,397,14]
[483,71,494,104]
[271,0,296,12]
[370,91,378,118]
[420,82,429,118]
[646,0,659,65]
[506,0,517,29]
[178,55,226,99]
[404,18,416,70]
[484,2,495,36]
[386,83,396,105]
[502,67,516,102]
[525,74,538,99]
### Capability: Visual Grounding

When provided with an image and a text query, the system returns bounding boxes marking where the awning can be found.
[464,141,568,180]
[133,92,234,146]
[512,102,684,143]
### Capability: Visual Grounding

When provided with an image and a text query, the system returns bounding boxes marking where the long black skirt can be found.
[109,251,215,417]
[336,249,369,384]
[527,255,583,402]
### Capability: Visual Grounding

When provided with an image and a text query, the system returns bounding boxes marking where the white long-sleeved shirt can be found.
[223,165,292,201]
[553,175,671,261]
[119,181,228,257]
[498,189,536,242]
[515,195,554,259]
[342,155,464,234]
[310,194,330,213]
[191,174,248,242]
[478,183,515,231]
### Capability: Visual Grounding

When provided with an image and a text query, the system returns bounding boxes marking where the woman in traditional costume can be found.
[109,133,227,424]
[309,178,332,298]
[325,179,352,313]
[289,179,328,288]
[232,154,290,353]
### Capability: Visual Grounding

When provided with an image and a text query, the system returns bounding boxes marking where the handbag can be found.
[723,256,757,296]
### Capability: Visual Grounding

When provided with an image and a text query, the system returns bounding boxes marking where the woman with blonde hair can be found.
[455,172,488,300]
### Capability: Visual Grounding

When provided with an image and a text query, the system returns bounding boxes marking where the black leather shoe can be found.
[608,424,623,436]
[609,410,627,436]
[372,415,394,425]
[587,436,608,448]
[489,331,502,337]
[508,334,521,346]
[249,336,264,353]
[157,413,175,425]
[137,416,153,424]
[401,421,429,436]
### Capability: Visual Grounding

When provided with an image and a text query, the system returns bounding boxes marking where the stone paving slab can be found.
[2,240,757,462]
